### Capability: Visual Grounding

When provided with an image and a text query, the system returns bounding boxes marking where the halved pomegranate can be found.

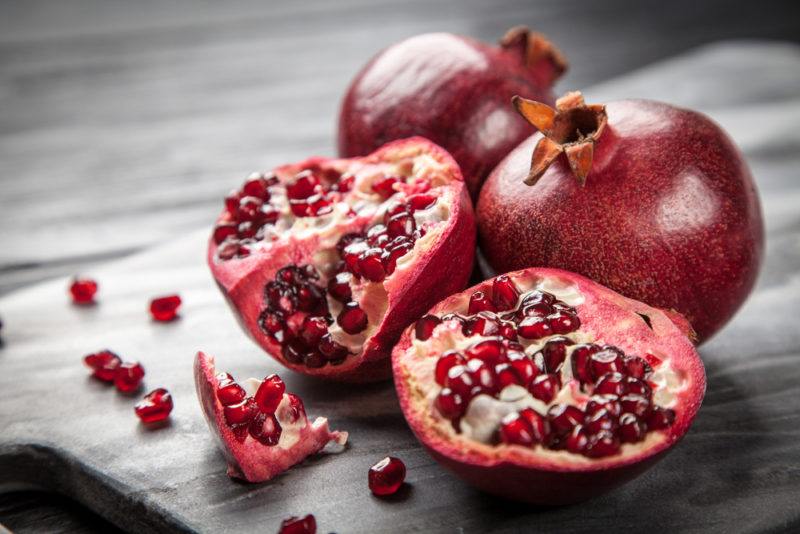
[194,352,347,483]
[392,268,705,504]
[208,138,475,382]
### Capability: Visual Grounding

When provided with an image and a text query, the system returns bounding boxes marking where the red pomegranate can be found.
[392,268,705,504]
[476,91,764,342]
[338,27,566,199]
[194,352,347,483]
[208,137,475,382]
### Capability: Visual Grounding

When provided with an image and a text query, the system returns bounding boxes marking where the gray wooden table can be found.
[1,1,800,532]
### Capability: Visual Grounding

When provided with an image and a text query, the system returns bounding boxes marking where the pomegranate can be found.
[392,268,705,504]
[135,388,173,424]
[149,295,182,322]
[368,456,406,496]
[194,352,348,482]
[70,277,98,304]
[279,515,316,534]
[477,91,764,342]
[208,137,475,382]
[338,27,566,198]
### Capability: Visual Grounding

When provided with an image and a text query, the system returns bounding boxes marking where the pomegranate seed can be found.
[306,194,333,216]
[216,240,239,260]
[468,291,495,314]
[386,212,416,238]
[135,388,173,424]
[625,377,652,399]
[584,409,618,434]
[566,425,589,454]
[286,170,320,199]
[435,388,465,419]
[260,310,293,343]
[571,344,600,384]
[521,290,555,307]
[495,363,523,388]
[408,193,436,211]
[223,398,257,426]
[319,333,348,362]
[300,316,328,346]
[540,337,574,372]
[435,352,465,386]
[624,355,652,379]
[646,407,676,430]
[548,310,580,334]
[500,412,535,446]
[149,295,181,322]
[586,395,622,417]
[465,359,497,395]
[589,348,625,379]
[327,272,352,302]
[548,404,585,436]
[114,361,145,393]
[285,393,306,423]
[303,351,326,369]
[216,380,246,406]
[517,317,552,339]
[521,301,552,318]
[584,430,621,458]
[337,302,368,334]
[518,407,550,443]
[445,365,475,399]
[84,350,121,382]
[498,321,518,341]
[371,175,401,198]
[620,394,651,417]
[358,248,386,282]
[254,374,285,414]
[618,413,646,443]
[383,241,413,275]
[213,223,237,244]
[249,412,282,445]
[368,456,406,496]
[644,353,663,368]
[529,373,560,403]
[290,199,310,217]
[237,221,261,239]
[69,278,98,304]
[595,372,628,396]
[508,354,539,386]
[224,190,241,214]
[237,196,263,221]
[462,313,500,337]
[491,275,519,310]
[242,174,270,199]
[465,338,505,365]
[279,514,316,534]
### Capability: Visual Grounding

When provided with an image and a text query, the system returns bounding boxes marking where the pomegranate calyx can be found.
[512,91,607,186]
[499,26,568,85]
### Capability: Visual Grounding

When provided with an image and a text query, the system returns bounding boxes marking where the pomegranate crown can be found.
[512,91,607,186]
[500,26,568,87]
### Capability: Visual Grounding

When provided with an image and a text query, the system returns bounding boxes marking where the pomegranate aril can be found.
[462,314,500,337]
[566,425,589,454]
[237,196,263,221]
[337,302,368,334]
[548,310,580,334]
[529,373,560,403]
[414,314,441,341]
[306,194,333,216]
[584,409,618,434]
[589,348,625,379]
[114,361,145,393]
[518,317,552,339]
[624,356,652,379]
[619,413,646,443]
[358,248,387,282]
[498,322,518,341]
[70,278,98,304]
[259,310,292,343]
[491,275,519,310]
[408,193,436,211]
[371,175,401,198]
[435,352,465,386]
[586,395,622,418]
[249,412,283,445]
[279,514,316,534]
[303,351,326,368]
[445,365,475,399]
[625,377,652,399]
[242,173,271,199]
[509,355,539,386]
[500,412,535,446]
[286,170,320,199]
[254,374,286,414]
[521,290,554,307]
[584,430,621,458]
[495,363,522,388]
[571,344,599,384]
[282,341,305,364]
[519,407,550,443]
[368,456,406,496]
[285,393,306,423]
[299,316,328,346]
[436,388,465,419]
[521,301,552,318]
[217,380,246,406]
[465,338,505,365]
[213,223,237,244]
[548,404,585,436]
[84,350,121,382]
[620,394,651,417]
[646,407,676,430]
[134,388,173,424]
[466,359,497,395]
[224,398,257,426]
[224,190,241,215]
[468,291,495,314]
[595,372,628,396]
[540,337,574,372]
[149,295,181,322]
[386,212,416,238]
[327,272,352,302]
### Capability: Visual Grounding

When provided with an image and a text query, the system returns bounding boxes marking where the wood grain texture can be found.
[1,1,800,532]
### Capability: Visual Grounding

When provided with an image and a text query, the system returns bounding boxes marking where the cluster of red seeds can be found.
[335,193,434,283]
[215,371,305,445]
[417,276,675,458]
[258,265,359,368]
[84,350,145,393]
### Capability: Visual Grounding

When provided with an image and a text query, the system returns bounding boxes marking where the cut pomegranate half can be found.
[194,352,348,483]
[207,138,475,382]
[392,268,705,504]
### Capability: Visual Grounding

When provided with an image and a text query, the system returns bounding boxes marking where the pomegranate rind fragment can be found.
[194,352,347,483]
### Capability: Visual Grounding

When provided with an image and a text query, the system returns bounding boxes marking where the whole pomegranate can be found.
[338,27,566,199]
[477,91,764,342]
[194,352,347,483]
[392,268,705,504]
[208,138,475,382]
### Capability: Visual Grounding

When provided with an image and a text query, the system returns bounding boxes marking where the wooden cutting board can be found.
[2,42,800,533]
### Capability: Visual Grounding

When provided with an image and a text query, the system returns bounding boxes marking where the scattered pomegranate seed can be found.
[149,295,182,322]
[254,374,286,414]
[135,388,173,424]
[84,350,121,382]
[114,361,145,393]
[368,456,406,496]
[279,514,316,534]
[70,277,98,304]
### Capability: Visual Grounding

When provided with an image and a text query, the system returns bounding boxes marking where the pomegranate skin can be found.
[338,28,565,199]
[208,138,476,383]
[477,99,764,342]
[392,268,705,504]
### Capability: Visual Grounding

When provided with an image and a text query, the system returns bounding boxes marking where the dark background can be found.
[1,0,798,532]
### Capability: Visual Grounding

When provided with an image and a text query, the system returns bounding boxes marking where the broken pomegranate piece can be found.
[70,277,98,304]
[207,138,475,382]
[392,268,705,504]
[194,352,347,482]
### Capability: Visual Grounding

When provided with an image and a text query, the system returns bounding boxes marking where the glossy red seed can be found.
[371,175,400,198]
[518,408,550,444]
[285,393,306,423]
[242,174,270,199]
[279,514,316,534]
[465,359,497,395]
[499,412,535,446]
[445,366,475,399]
[216,380,246,406]
[589,348,625,379]
[435,388,464,419]
[586,395,622,417]
[327,272,352,302]
[213,223,237,244]
[407,193,436,211]
[468,291,495,314]
[223,398,257,426]
[566,425,589,454]
[386,212,416,238]
[462,314,500,337]
[358,248,387,282]
[253,374,285,414]
[620,394,651,417]
[491,275,520,310]
[497,322,518,341]
[521,301,552,318]
[517,317,552,339]
[149,295,182,322]
[584,430,621,458]
[495,363,522,389]
[548,310,581,334]
[318,333,348,362]
[541,337,574,372]
[224,190,241,215]
[337,302,368,334]
[571,344,600,384]
[84,350,121,382]
[465,338,505,365]
[584,409,618,434]
[300,316,328,346]
[237,196,263,221]
[70,278,98,304]
[368,456,406,496]
[249,412,282,445]
[625,377,652,399]
[548,404,585,436]
[435,352,464,386]
[114,361,145,393]
[415,314,441,340]
[508,355,539,386]
[646,407,676,430]
[624,355,652,379]
[529,373,560,403]
[595,372,628,396]
[134,388,173,424]
[286,170,320,199]
[618,413,646,443]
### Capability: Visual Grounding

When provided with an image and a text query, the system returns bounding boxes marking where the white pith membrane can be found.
[403,275,687,463]
[211,146,455,368]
